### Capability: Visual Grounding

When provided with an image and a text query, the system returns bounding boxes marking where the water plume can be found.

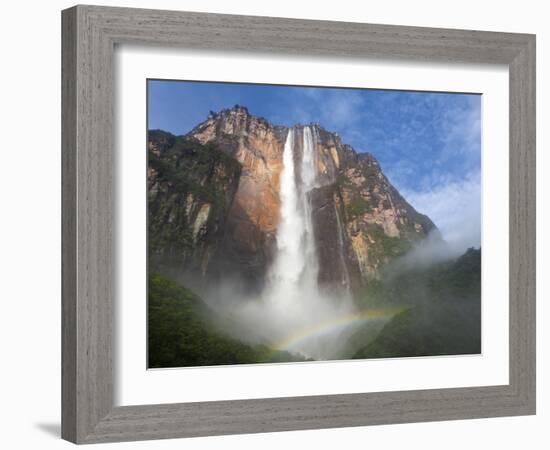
[225,126,359,360]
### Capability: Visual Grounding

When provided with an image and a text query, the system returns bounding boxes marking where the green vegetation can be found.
[148,273,308,368]
[362,163,379,181]
[401,210,435,238]
[364,223,413,263]
[336,173,374,218]
[357,247,481,308]
[347,195,373,217]
[413,211,434,230]
[146,127,482,365]
[353,301,481,358]
[386,247,481,304]
[336,173,354,189]
[148,131,241,208]
[148,131,242,263]
[355,278,389,309]
[352,248,482,358]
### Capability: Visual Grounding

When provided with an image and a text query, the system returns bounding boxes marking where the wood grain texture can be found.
[61,4,536,444]
[61,6,77,443]
[508,36,536,409]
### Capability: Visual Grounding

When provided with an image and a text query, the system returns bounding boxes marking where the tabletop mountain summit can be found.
[148,105,438,297]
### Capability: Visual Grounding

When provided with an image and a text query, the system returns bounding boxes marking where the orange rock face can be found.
[184,106,438,293]
[190,107,287,290]
[193,107,284,236]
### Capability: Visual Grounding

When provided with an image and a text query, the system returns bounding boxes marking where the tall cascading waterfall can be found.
[267,128,309,297]
[297,126,320,292]
[259,125,355,360]
[267,126,318,306]
[202,124,389,362]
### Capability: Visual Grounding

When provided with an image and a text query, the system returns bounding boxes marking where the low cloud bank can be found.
[402,171,481,256]
[384,231,454,276]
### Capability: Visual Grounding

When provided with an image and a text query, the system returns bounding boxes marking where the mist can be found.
[177,128,481,363]
[384,231,455,276]
[401,172,481,256]
[197,135,481,361]
[199,126,360,361]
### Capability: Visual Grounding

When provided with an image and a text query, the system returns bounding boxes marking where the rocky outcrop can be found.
[147,130,241,281]
[276,125,435,291]
[310,184,357,294]
[188,106,289,291]
[148,106,438,295]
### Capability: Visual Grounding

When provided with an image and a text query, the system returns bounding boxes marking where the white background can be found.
[0,0,546,449]
[116,47,509,405]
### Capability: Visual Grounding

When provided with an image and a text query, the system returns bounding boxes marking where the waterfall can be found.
[268,126,318,301]
[232,125,356,361]
[301,126,317,191]
[335,204,351,293]
[300,126,320,291]
[268,128,304,292]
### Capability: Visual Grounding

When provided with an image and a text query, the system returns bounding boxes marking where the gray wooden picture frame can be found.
[61,4,536,444]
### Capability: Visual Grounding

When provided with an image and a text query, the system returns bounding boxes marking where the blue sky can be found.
[148,80,481,251]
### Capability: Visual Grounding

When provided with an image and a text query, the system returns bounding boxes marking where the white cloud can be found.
[401,171,481,255]
[282,89,365,132]
[274,87,482,258]
[321,91,364,129]
[438,96,481,167]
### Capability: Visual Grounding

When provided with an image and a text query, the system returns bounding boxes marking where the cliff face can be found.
[308,126,437,291]
[147,130,241,280]
[189,107,287,290]
[149,106,437,295]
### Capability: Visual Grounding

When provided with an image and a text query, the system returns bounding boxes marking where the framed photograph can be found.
[62,5,536,444]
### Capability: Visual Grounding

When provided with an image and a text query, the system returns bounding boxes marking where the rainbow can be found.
[271,306,403,355]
